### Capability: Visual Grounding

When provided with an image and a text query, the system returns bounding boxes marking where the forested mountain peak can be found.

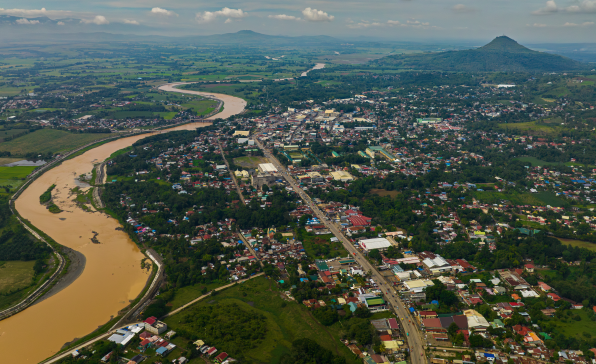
[479,36,532,53]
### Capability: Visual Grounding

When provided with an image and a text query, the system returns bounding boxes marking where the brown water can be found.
[0,85,245,363]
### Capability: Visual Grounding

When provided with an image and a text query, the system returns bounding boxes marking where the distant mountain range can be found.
[374,36,587,72]
[0,24,343,47]
[175,30,342,46]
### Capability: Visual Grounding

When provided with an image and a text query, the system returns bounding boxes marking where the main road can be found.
[254,139,427,364]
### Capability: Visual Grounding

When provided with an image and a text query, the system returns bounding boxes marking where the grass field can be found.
[0,261,35,294]
[556,238,596,252]
[498,121,559,136]
[515,156,561,167]
[162,276,359,364]
[167,281,225,310]
[234,156,269,169]
[0,129,111,156]
[550,310,596,339]
[473,190,566,207]
[370,188,400,198]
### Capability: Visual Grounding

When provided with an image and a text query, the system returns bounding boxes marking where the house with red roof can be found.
[547,293,561,302]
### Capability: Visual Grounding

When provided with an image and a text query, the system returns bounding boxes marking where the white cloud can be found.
[532,23,548,27]
[302,7,334,22]
[563,21,595,26]
[123,19,140,25]
[150,7,178,17]
[268,14,301,21]
[57,21,65,26]
[533,0,559,14]
[0,7,73,18]
[81,15,109,25]
[196,7,247,23]
[347,20,384,29]
[453,4,476,13]
[566,0,596,12]
[347,18,436,29]
[16,18,40,25]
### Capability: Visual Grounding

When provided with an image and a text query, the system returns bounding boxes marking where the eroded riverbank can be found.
[0,84,245,363]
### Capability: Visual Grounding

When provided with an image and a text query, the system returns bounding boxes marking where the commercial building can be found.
[359,238,392,252]
[330,170,354,182]
[258,163,278,173]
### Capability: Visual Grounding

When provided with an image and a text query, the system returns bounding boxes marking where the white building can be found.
[359,238,391,252]
[258,163,278,173]
[422,255,452,275]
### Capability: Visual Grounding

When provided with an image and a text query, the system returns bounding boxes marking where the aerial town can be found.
[0,16,596,364]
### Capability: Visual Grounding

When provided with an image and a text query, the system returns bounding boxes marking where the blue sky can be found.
[0,0,595,43]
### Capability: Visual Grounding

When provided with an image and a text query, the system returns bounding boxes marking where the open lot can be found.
[234,156,269,169]
[163,276,359,364]
[556,238,596,252]
[0,129,111,156]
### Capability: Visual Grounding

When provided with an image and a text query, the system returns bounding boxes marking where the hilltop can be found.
[374,36,585,72]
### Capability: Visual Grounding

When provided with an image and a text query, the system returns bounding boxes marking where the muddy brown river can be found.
[0,84,246,363]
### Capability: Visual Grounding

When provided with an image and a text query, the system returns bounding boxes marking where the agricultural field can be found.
[0,166,36,193]
[162,276,359,364]
[0,129,111,156]
[180,99,219,117]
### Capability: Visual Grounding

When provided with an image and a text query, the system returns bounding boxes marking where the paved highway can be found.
[255,139,427,364]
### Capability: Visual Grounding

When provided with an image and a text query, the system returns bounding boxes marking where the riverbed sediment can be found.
[0,84,245,363]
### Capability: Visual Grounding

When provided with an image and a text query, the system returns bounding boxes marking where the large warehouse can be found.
[359,238,392,252]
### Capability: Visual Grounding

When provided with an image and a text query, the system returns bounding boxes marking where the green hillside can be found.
[375,36,585,72]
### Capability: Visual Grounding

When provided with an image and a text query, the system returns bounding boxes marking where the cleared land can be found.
[234,156,269,169]
[0,129,111,156]
[370,188,400,198]
[162,276,359,364]
[0,261,35,294]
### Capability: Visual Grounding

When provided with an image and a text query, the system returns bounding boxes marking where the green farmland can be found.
[0,129,111,156]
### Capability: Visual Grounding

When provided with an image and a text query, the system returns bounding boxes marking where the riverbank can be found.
[0,84,247,363]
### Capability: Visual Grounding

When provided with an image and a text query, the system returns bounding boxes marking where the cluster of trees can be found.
[424,281,460,312]
[0,223,51,261]
[280,338,346,364]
